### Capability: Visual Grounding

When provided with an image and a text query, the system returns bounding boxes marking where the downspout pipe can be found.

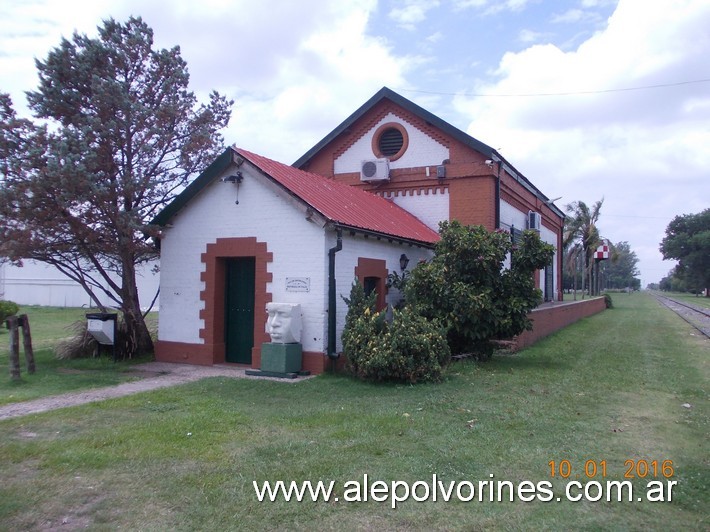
[327,228,343,361]
[494,160,502,230]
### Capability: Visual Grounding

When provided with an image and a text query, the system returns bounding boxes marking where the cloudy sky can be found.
[1,0,708,286]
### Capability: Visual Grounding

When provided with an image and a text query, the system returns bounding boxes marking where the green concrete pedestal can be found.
[260,342,302,373]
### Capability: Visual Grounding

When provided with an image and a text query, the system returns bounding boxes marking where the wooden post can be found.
[6,316,21,381]
[19,314,35,374]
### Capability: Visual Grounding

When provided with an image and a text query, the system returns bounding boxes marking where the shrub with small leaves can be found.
[603,293,613,308]
[342,279,377,321]
[342,284,450,384]
[406,221,555,358]
[0,300,20,323]
[341,280,383,374]
[374,307,450,383]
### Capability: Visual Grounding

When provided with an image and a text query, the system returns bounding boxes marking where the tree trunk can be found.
[587,253,593,297]
[573,259,577,301]
[121,253,154,357]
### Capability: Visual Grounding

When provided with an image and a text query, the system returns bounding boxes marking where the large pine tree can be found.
[0,17,232,355]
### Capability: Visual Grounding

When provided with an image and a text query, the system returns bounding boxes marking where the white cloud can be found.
[0,0,411,163]
[551,9,587,23]
[456,0,710,285]
[518,29,548,44]
[580,0,617,8]
[222,1,413,161]
[452,0,488,10]
[388,0,440,30]
[453,0,530,14]
[426,31,444,44]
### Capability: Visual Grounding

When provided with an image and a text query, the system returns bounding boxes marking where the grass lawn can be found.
[0,294,707,530]
[0,306,154,405]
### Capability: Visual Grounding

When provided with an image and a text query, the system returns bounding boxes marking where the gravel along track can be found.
[654,294,710,339]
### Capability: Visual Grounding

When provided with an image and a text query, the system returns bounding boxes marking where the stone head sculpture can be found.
[265,302,302,344]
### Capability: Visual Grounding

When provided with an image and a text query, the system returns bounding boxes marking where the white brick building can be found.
[152,88,565,374]
[152,148,437,373]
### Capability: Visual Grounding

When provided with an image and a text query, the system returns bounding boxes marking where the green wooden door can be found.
[225,257,255,364]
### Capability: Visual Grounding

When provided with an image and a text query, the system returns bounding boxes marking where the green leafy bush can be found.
[0,300,20,323]
[603,293,613,308]
[342,279,377,323]
[341,280,385,372]
[376,307,450,383]
[342,281,450,383]
[406,221,555,358]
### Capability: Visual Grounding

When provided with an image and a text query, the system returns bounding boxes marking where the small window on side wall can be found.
[355,257,388,312]
[364,276,379,298]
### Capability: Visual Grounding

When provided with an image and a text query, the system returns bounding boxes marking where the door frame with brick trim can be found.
[199,237,273,366]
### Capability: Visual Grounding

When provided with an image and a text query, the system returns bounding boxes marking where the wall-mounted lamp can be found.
[399,253,410,271]
[222,172,244,204]
[222,172,243,184]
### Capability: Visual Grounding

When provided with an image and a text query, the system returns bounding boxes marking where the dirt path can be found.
[0,362,310,421]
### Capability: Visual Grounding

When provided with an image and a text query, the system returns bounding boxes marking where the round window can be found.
[372,122,408,161]
[379,128,404,156]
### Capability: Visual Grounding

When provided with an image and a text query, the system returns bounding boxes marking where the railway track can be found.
[653,293,710,339]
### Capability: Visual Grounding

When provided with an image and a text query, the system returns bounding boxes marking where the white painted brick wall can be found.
[158,162,438,356]
[334,113,449,174]
[540,225,559,299]
[380,188,449,232]
[0,260,159,309]
[331,231,433,352]
[159,164,327,352]
[500,200,528,234]
[500,200,558,298]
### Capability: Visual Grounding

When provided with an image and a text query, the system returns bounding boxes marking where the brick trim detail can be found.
[199,237,273,366]
[354,257,389,311]
[378,186,448,198]
[154,343,332,376]
[333,104,450,161]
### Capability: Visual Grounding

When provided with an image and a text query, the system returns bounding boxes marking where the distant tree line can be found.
[658,208,709,296]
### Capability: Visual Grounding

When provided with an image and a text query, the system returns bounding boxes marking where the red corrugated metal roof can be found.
[236,147,439,246]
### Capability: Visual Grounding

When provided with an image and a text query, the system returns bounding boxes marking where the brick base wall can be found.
[514,297,607,350]
[156,299,606,371]
[156,340,332,375]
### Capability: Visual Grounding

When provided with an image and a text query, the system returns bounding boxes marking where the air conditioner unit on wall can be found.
[528,211,541,232]
[360,158,390,182]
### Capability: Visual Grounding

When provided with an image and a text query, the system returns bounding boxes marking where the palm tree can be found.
[565,199,604,297]
[563,241,583,300]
